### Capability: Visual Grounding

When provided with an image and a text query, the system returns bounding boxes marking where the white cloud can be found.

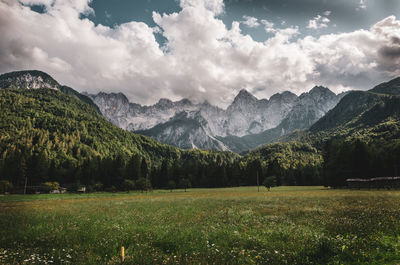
[323,11,331,16]
[0,0,399,107]
[179,0,224,15]
[261,19,275,33]
[105,11,111,19]
[357,0,367,10]
[242,16,260,28]
[307,13,330,29]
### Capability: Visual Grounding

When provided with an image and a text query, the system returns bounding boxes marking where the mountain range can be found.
[0,69,399,188]
[88,85,345,152]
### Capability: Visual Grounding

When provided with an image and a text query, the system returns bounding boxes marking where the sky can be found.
[1,0,400,107]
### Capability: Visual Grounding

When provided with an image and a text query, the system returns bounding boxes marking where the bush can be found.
[41,182,60,193]
[135,177,151,192]
[263,176,277,191]
[178,178,191,192]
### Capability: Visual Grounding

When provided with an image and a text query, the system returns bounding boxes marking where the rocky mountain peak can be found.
[98,92,129,104]
[307,86,335,98]
[89,84,344,152]
[233,89,258,103]
[269,91,298,103]
[0,70,60,90]
[156,98,173,108]
[176,98,193,106]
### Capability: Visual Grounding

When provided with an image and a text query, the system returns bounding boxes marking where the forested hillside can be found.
[0,85,240,191]
[245,77,400,187]
[1,70,399,191]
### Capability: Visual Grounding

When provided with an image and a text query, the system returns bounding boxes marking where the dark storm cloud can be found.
[378,36,400,73]
[378,32,400,69]
[391,36,400,45]
[380,46,400,58]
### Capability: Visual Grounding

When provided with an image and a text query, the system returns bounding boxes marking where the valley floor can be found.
[0,187,399,264]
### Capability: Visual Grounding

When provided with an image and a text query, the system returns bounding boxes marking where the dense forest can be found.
[0,88,328,191]
[245,78,400,188]
[323,138,400,187]
[1,71,400,192]
[0,88,246,191]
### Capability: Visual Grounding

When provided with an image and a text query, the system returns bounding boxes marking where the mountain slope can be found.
[275,93,400,151]
[0,70,59,90]
[59,86,101,114]
[137,111,229,150]
[0,70,100,114]
[242,77,400,186]
[90,87,343,152]
[369,77,400,95]
[0,71,239,188]
[279,86,345,133]
[88,92,201,131]
[309,91,386,133]
[257,77,400,153]
[225,90,298,136]
[0,88,179,163]
[218,86,345,153]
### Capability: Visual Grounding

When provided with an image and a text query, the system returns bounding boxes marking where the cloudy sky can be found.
[1,0,400,107]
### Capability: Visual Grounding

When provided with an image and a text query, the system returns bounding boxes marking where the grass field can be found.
[0,186,399,264]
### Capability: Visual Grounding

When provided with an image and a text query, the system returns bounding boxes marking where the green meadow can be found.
[0,187,399,264]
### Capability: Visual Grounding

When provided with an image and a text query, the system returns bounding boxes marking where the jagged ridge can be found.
[89,86,343,152]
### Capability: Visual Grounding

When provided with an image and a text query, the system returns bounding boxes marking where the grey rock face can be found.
[89,86,344,151]
[278,86,346,134]
[137,111,230,151]
[0,70,60,90]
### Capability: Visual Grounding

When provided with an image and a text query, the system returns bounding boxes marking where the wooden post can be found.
[121,246,125,263]
[24,176,27,195]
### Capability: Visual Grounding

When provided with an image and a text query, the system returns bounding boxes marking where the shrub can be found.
[263,176,277,191]
[178,178,191,192]
[135,177,151,192]
[41,182,60,193]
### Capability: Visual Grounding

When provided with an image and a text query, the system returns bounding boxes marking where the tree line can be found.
[2,136,400,192]
[0,150,253,192]
[322,138,400,188]
[1,88,399,192]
